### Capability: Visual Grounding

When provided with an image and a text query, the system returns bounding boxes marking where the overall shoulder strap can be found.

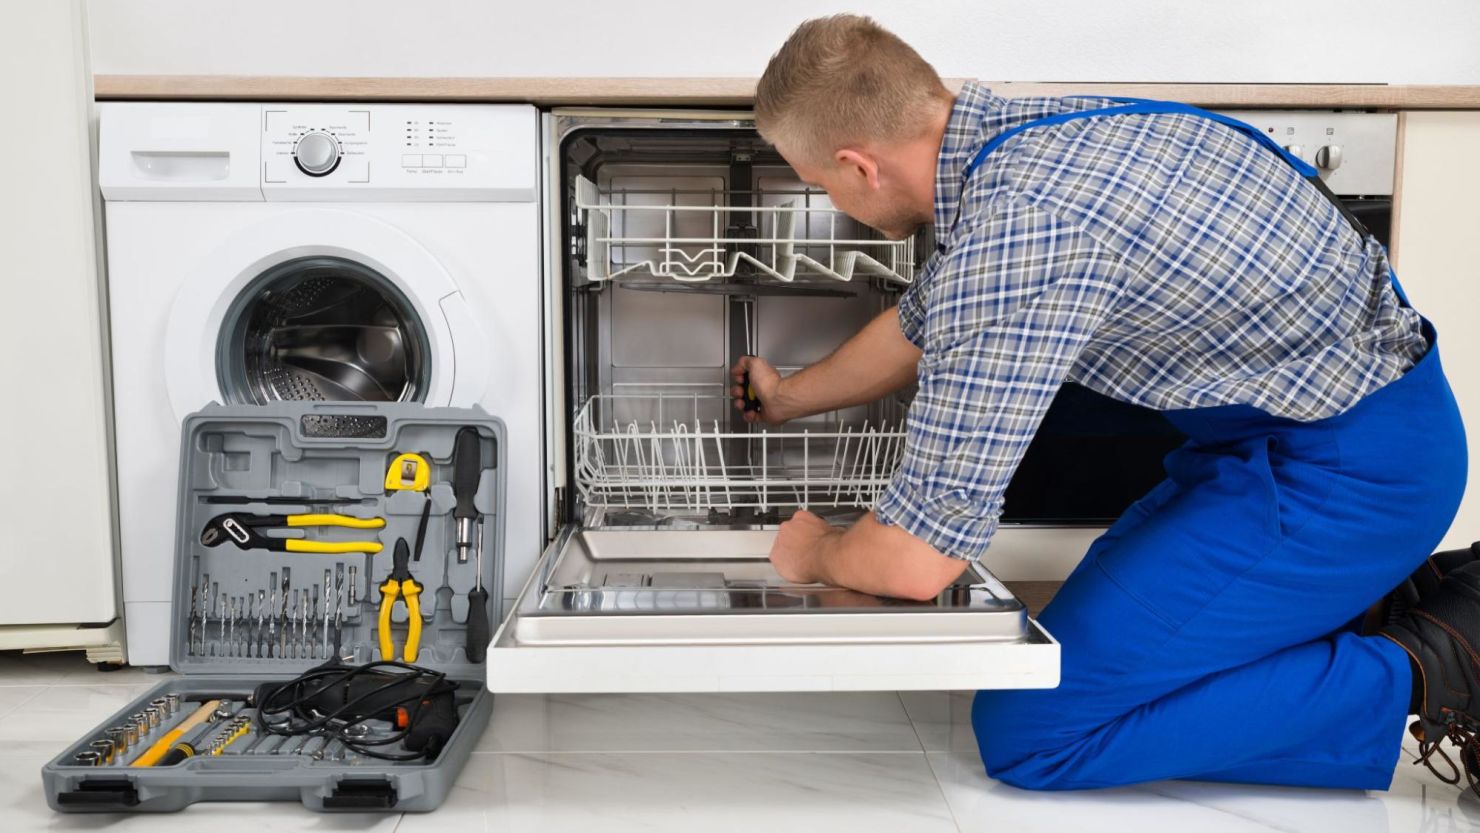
[958,96,1406,304]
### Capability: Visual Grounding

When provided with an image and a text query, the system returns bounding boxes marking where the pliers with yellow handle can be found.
[200,512,385,554]
[378,539,423,662]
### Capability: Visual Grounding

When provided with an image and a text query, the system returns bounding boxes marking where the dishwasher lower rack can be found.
[486,527,1060,693]
[574,392,906,515]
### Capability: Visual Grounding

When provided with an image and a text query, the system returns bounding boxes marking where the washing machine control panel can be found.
[265,108,370,184]
[260,104,537,202]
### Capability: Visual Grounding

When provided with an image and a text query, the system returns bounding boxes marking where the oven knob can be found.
[294,131,341,177]
[1315,144,1344,171]
[1283,143,1305,162]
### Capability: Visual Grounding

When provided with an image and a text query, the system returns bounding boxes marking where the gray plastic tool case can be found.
[42,403,505,812]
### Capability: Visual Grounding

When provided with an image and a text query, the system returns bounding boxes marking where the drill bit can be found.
[188,557,200,657]
[255,588,266,658]
[348,565,358,607]
[287,589,297,659]
[243,592,254,658]
[323,569,332,658]
[335,562,345,621]
[226,597,236,658]
[188,585,199,657]
[279,568,291,658]
[300,590,309,657]
[210,583,223,656]
[267,571,278,658]
[198,570,210,656]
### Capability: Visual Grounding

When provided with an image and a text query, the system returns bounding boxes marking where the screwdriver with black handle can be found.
[453,427,490,662]
[740,300,761,414]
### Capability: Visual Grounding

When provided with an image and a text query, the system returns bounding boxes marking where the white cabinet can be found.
[0,0,122,658]
[1394,112,1480,550]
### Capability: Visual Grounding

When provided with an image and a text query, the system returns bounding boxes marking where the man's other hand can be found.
[768,509,839,583]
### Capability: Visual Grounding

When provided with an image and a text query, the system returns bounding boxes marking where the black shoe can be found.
[1373,542,1480,632]
[1381,559,1480,794]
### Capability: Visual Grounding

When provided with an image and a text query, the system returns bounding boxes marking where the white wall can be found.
[87,0,1480,84]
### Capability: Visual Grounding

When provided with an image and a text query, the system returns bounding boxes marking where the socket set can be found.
[42,404,505,813]
[71,695,181,767]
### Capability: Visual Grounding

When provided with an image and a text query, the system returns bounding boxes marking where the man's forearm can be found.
[809,512,969,601]
[773,306,922,420]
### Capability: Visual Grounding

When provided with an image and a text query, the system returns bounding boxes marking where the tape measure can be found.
[384,453,431,492]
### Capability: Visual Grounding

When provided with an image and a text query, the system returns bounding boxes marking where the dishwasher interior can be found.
[510,118,1037,646]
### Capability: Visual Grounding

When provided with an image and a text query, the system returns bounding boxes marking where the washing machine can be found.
[97,103,544,665]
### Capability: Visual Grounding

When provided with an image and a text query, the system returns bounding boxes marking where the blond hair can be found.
[756,15,953,161]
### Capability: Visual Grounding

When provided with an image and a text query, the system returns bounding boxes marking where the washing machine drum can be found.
[218,256,431,405]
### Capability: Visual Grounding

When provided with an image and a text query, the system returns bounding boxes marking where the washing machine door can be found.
[164,208,488,421]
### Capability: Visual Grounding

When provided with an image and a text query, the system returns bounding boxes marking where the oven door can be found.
[487,524,1058,693]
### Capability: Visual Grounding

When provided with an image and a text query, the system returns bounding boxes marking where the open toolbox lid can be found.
[170,402,506,679]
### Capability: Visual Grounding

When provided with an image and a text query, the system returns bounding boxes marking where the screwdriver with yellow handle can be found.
[378,538,423,662]
[130,700,220,768]
[200,512,385,554]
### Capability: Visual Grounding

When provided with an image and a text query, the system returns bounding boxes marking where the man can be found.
[733,14,1475,792]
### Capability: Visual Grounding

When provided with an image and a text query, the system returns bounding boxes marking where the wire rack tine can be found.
[576,394,906,514]
[576,175,914,286]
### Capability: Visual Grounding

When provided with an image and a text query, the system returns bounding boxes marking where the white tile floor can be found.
[5,651,1478,832]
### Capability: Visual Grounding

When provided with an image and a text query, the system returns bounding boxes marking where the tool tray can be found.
[42,403,506,812]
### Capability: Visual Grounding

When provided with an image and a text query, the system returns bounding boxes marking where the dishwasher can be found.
[485,109,1061,693]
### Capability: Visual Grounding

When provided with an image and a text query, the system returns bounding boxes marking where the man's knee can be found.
[972,688,1106,791]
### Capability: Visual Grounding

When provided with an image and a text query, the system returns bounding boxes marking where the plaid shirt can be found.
[874,81,1427,562]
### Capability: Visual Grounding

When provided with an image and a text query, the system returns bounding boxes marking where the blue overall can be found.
[967,100,1470,790]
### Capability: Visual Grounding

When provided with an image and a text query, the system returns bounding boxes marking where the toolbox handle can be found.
[58,778,140,808]
[324,778,399,809]
[293,404,391,445]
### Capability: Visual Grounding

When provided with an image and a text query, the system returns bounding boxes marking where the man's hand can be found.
[768,509,841,583]
[728,306,922,427]
[730,355,793,425]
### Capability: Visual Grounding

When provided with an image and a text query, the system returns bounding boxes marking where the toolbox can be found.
[42,403,505,812]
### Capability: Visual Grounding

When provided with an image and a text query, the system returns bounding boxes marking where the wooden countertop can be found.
[92,76,1480,109]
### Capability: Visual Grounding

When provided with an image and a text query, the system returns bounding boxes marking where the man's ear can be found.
[835,148,881,190]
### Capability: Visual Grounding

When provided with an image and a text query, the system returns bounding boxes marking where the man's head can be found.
[756,15,955,240]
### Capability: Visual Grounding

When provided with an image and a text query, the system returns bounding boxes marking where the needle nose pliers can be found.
[200,512,385,554]
[378,539,423,662]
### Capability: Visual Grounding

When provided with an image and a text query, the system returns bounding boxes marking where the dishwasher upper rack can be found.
[573,392,907,514]
[575,176,916,286]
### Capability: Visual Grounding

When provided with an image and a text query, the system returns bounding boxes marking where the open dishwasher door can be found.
[486,526,1058,693]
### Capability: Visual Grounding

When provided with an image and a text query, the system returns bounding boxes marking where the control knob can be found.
[293,131,341,177]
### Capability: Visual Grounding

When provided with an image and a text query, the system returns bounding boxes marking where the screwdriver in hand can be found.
[740,300,761,413]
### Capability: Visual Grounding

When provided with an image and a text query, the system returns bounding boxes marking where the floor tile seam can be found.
[922,750,971,833]
[897,691,934,754]
[0,685,51,719]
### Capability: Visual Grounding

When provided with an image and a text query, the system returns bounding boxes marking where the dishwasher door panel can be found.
[486,527,1060,693]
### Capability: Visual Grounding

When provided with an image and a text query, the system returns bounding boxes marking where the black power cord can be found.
[253,660,461,762]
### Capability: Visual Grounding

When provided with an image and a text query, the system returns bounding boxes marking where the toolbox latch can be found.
[325,778,398,809]
[58,778,140,808]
